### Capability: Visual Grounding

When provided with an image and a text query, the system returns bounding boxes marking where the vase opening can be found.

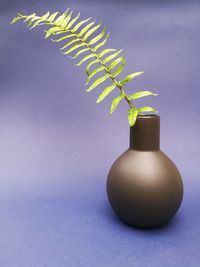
[137,113,158,118]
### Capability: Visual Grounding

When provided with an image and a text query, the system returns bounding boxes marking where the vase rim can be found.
[137,114,159,119]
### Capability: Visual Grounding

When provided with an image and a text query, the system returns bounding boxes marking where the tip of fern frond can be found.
[10,15,20,24]
[44,31,50,39]
[64,7,70,14]
[99,18,103,26]
[10,18,15,24]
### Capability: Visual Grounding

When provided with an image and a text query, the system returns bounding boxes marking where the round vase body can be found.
[107,115,183,228]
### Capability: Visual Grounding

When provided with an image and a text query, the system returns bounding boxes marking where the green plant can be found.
[11,8,157,126]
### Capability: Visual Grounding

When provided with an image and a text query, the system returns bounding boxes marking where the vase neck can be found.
[129,115,160,151]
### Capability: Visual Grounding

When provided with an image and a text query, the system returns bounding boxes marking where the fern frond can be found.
[11,8,157,127]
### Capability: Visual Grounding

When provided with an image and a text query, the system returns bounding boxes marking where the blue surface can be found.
[1,0,200,266]
[0,178,200,267]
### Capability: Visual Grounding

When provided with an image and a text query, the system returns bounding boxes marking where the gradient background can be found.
[0,0,200,266]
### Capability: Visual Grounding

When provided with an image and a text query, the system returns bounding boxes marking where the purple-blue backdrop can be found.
[0,0,200,266]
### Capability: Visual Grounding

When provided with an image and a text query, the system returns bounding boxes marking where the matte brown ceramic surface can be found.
[107,115,183,228]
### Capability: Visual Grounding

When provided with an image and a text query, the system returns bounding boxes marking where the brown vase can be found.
[106,114,183,228]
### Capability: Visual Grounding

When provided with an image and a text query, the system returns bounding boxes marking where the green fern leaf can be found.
[119,71,144,86]
[110,93,124,114]
[29,12,50,29]
[51,33,76,42]
[45,27,65,38]
[96,83,116,103]
[98,48,116,59]
[23,13,36,28]
[85,59,99,75]
[26,18,37,28]
[112,60,126,78]
[86,73,110,92]
[29,18,43,29]
[11,15,23,24]
[83,23,102,41]
[102,50,123,65]
[66,12,80,29]
[128,91,158,100]
[29,16,40,23]
[89,27,106,45]
[72,48,90,59]
[85,66,105,84]
[60,12,73,28]
[79,21,95,37]
[71,17,92,32]
[48,12,60,22]
[55,10,69,25]
[94,32,110,51]
[76,54,96,66]
[62,43,85,55]
[138,106,157,113]
[128,108,138,127]
[108,56,125,71]
[24,13,36,22]
[41,11,50,20]
[60,39,80,50]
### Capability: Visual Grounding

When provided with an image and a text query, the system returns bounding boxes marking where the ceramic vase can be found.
[107,114,183,228]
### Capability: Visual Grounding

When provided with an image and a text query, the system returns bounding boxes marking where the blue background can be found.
[0,0,200,266]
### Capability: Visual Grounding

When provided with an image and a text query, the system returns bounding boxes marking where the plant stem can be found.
[84,42,134,109]
[47,19,134,109]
